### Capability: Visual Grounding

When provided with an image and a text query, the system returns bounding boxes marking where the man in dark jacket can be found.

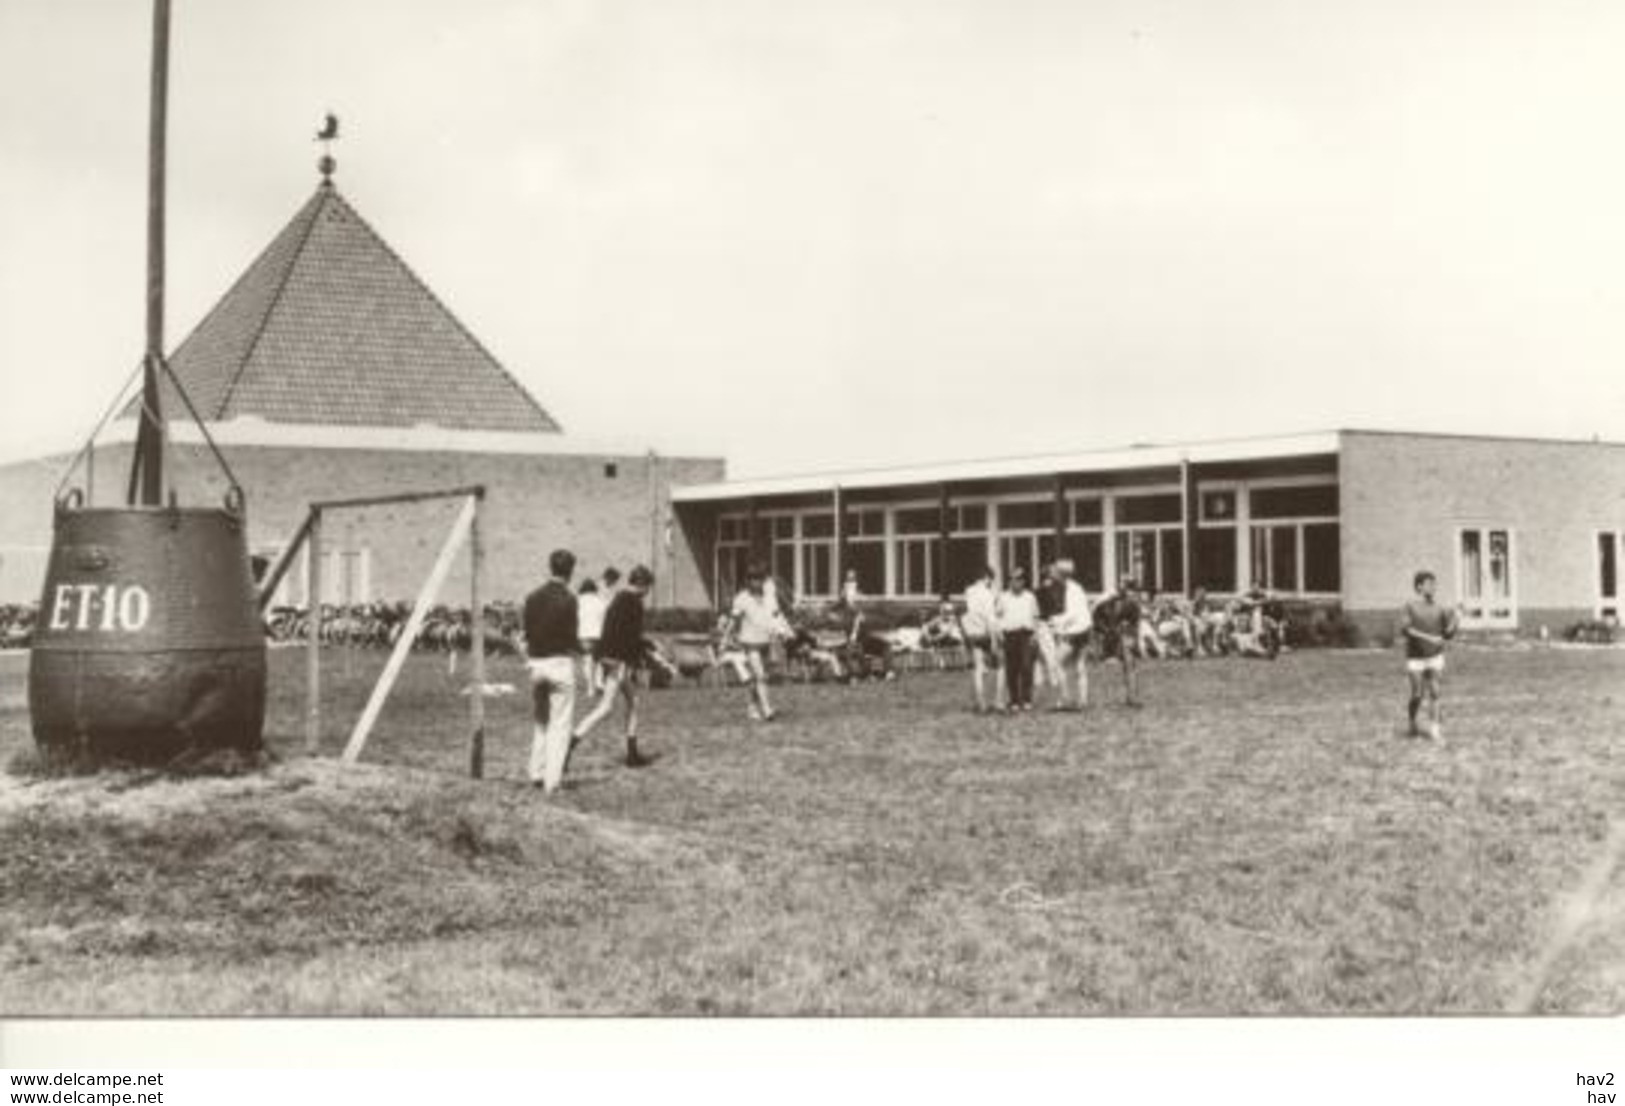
[570,565,656,769]
[524,549,580,792]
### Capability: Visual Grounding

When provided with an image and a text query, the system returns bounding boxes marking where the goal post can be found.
[259,484,490,777]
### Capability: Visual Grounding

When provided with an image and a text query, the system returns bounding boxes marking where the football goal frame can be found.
[256,484,492,778]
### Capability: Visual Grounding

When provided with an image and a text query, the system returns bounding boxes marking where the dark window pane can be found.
[1269,526,1298,591]
[1001,535,1038,582]
[773,543,796,588]
[1250,484,1338,519]
[1115,494,1182,525]
[719,546,752,604]
[773,516,794,538]
[955,504,987,532]
[802,513,833,538]
[1070,498,1103,528]
[1304,523,1340,593]
[947,536,990,594]
[997,501,1054,531]
[847,542,885,596]
[1115,530,1158,590]
[1195,527,1237,592]
[899,539,934,594]
[1160,530,1185,595]
[1062,533,1104,593]
[895,507,941,535]
[1200,490,1237,523]
[1600,533,1618,600]
[802,543,832,596]
[718,517,742,542]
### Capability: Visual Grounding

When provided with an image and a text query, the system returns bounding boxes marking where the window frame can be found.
[1456,525,1517,629]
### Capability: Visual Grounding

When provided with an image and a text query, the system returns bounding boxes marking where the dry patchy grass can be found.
[0,644,1620,1015]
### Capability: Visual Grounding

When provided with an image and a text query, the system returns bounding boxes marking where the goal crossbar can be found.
[261,485,490,778]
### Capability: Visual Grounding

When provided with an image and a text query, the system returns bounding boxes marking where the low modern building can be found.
[670,429,1625,640]
[0,171,723,607]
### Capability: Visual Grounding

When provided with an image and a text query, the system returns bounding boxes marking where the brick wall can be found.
[0,443,725,607]
[1339,431,1625,640]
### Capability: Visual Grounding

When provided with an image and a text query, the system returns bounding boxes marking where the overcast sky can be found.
[3,0,1624,477]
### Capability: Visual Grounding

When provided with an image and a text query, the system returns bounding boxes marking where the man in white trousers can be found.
[523,548,580,792]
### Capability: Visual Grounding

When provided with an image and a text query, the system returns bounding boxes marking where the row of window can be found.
[255,545,371,607]
[712,484,1341,547]
[715,481,1342,601]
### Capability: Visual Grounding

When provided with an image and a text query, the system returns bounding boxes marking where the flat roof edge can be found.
[672,431,1342,503]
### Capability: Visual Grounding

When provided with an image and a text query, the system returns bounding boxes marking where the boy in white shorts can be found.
[727,567,779,721]
[1402,569,1459,739]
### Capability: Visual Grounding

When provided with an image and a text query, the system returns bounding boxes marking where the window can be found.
[997,501,1054,531]
[1599,532,1621,620]
[1200,490,1237,523]
[1070,498,1103,528]
[1061,497,1105,592]
[894,507,942,535]
[714,513,752,603]
[1458,527,1515,627]
[1240,480,1340,595]
[799,513,835,597]
[896,536,938,596]
[1194,528,1237,592]
[1115,494,1181,525]
[1249,526,1297,593]
[1001,532,1057,584]
[844,507,887,596]
[303,545,370,606]
[1115,529,1182,594]
[1303,523,1341,594]
[1250,484,1338,519]
[1061,533,1104,593]
[996,500,1056,585]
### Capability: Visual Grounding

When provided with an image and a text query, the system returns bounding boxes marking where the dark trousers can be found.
[1004,629,1034,707]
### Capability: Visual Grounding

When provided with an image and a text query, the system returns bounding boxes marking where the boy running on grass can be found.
[727,566,779,721]
[1401,569,1458,740]
[570,564,656,768]
[958,566,1006,713]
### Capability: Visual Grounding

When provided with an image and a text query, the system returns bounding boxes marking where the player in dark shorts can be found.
[1092,578,1145,707]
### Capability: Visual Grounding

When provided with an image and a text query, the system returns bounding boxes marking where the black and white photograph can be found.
[0,0,1621,1094]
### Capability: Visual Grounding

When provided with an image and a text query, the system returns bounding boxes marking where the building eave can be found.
[671,431,1343,504]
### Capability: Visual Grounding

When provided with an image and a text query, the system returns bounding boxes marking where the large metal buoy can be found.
[29,495,266,763]
[27,0,267,765]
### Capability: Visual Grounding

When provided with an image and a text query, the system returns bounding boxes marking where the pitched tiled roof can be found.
[123,184,561,435]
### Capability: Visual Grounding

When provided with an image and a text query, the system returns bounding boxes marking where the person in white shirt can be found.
[1050,557,1091,711]
[726,567,779,721]
[958,566,1005,714]
[840,568,862,610]
[575,579,608,694]
[997,567,1040,711]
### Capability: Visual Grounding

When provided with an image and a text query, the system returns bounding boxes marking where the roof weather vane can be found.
[316,111,339,181]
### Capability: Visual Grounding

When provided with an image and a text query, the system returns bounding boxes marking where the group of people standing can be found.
[958,558,1146,715]
[522,550,656,792]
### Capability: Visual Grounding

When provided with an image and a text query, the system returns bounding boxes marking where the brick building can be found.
[0,177,723,607]
[670,429,1625,640]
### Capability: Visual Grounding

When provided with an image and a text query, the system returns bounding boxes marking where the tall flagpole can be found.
[131,0,170,506]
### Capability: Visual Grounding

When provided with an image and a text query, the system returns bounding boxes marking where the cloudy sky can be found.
[3,0,1624,477]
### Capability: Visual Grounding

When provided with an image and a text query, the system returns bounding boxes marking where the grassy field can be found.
[1,643,1621,1016]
